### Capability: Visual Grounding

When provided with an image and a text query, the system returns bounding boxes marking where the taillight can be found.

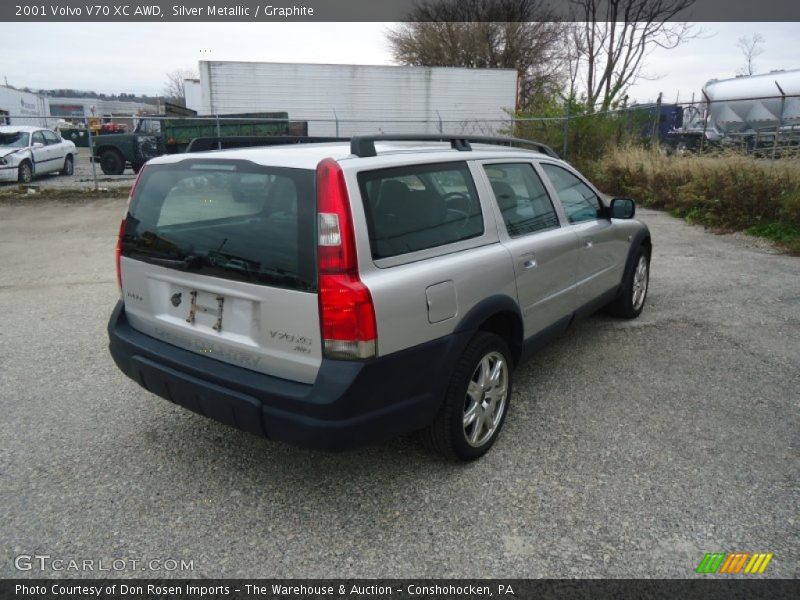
[118,166,145,293]
[316,158,377,360]
[115,219,125,291]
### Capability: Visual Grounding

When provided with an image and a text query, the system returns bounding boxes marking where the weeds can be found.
[587,146,800,255]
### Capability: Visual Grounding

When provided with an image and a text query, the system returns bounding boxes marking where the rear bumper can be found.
[108,301,467,451]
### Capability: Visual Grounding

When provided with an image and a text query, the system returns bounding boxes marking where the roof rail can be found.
[186,135,346,153]
[349,134,560,159]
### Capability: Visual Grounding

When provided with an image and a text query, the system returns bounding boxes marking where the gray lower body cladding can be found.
[108,301,469,451]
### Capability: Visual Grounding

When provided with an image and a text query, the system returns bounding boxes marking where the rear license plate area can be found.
[172,288,226,332]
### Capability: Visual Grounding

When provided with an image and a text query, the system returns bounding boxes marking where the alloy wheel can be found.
[632,255,649,311]
[463,351,509,447]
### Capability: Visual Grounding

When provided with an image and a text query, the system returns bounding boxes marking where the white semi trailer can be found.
[186,61,519,138]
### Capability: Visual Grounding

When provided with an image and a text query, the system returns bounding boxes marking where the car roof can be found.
[147,141,558,170]
[0,125,45,133]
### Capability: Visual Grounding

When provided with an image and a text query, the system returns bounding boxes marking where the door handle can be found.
[522,258,537,270]
[584,240,594,249]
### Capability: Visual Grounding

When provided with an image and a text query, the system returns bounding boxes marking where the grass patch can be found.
[746,222,800,254]
[587,146,800,255]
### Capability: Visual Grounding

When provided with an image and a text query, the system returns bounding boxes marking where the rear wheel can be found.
[60,155,74,176]
[423,332,513,461]
[99,149,124,175]
[18,160,33,184]
[607,245,650,318]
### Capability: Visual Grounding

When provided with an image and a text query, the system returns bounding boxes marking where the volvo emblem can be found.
[171,293,182,307]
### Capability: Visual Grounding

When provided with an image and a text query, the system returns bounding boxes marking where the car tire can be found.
[18,160,33,184]
[60,155,74,176]
[607,244,650,319]
[423,332,513,461]
[99,149,124,175]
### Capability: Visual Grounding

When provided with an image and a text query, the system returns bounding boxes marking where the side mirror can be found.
[32,142,44,149]
[609,197,636,219]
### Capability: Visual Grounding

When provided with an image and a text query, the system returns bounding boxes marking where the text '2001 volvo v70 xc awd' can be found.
[108,135,651,461]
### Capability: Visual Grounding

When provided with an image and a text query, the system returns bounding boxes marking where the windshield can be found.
[124,160,317,292]
[0,132,30,147]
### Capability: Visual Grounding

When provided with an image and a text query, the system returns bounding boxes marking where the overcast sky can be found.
[0,22,797,105]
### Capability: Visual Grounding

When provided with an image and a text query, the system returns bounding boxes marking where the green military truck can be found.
[91,112,305,175]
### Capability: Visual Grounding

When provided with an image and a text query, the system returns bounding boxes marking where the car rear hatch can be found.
[119,158,322,384]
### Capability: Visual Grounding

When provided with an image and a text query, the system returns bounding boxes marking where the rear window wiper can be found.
[129,251,204,271]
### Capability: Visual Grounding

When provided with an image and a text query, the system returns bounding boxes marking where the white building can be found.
[185,61,519,137]
[0,86,48,126]
[0,84,158,127]
[46,97,157,118]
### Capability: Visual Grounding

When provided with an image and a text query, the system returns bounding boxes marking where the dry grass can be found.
[587,146,800,254]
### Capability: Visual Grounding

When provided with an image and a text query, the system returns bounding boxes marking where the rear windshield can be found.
[123,159,316,292]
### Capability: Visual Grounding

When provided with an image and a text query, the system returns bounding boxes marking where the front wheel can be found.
[423,332,513,461]
[99,149,124,175]
[18,161,33,184]
[607,245,650,318]
[60,155,74,176]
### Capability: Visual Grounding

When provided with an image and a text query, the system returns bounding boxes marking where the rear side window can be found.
[358,162,483,259]
[124,160,316,292]
[540,163,601,224]
[484,163,559,236]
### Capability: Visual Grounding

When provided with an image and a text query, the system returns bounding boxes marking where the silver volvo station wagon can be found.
[108,135,651,460]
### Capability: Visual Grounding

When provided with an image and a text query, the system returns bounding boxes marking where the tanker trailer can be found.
[664,69,800,153]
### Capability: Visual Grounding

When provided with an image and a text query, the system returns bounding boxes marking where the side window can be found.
[358,162,484,259]
[540,163,601,224]
[42,130,60,145]
[138,119,161,135]
[32,131,46,146]
[483,163,559,236]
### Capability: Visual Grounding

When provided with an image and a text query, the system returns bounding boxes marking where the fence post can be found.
[651,93,663,144]
[333,109,339,138]
[772,81,786,160]
[84,117,99,192]
[215,114,222,150]
[561,104,570,159]
[437,110,443,134]
[700,90,711,154]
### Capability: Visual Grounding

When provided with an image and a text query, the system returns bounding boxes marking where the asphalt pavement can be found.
[0,199,797,578]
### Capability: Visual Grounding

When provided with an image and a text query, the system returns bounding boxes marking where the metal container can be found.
[704,69,800,135]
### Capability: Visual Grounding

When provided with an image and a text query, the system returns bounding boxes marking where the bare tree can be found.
[569,0,699,111]
[387,0,569,111]
[736,33,765,76]
[162,68,198,106]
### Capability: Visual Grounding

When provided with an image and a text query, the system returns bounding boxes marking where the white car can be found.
[0,125,78,183]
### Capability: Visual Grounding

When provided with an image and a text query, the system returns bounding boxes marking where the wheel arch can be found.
[18,157,34,176]
[453,295,524,366]
[627,227,652,268]
[95,144,123,159]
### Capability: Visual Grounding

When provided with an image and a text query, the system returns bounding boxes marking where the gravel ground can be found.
[0,200,797,579]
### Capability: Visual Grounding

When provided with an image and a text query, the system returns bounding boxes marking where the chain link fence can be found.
[3,91,799,189]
